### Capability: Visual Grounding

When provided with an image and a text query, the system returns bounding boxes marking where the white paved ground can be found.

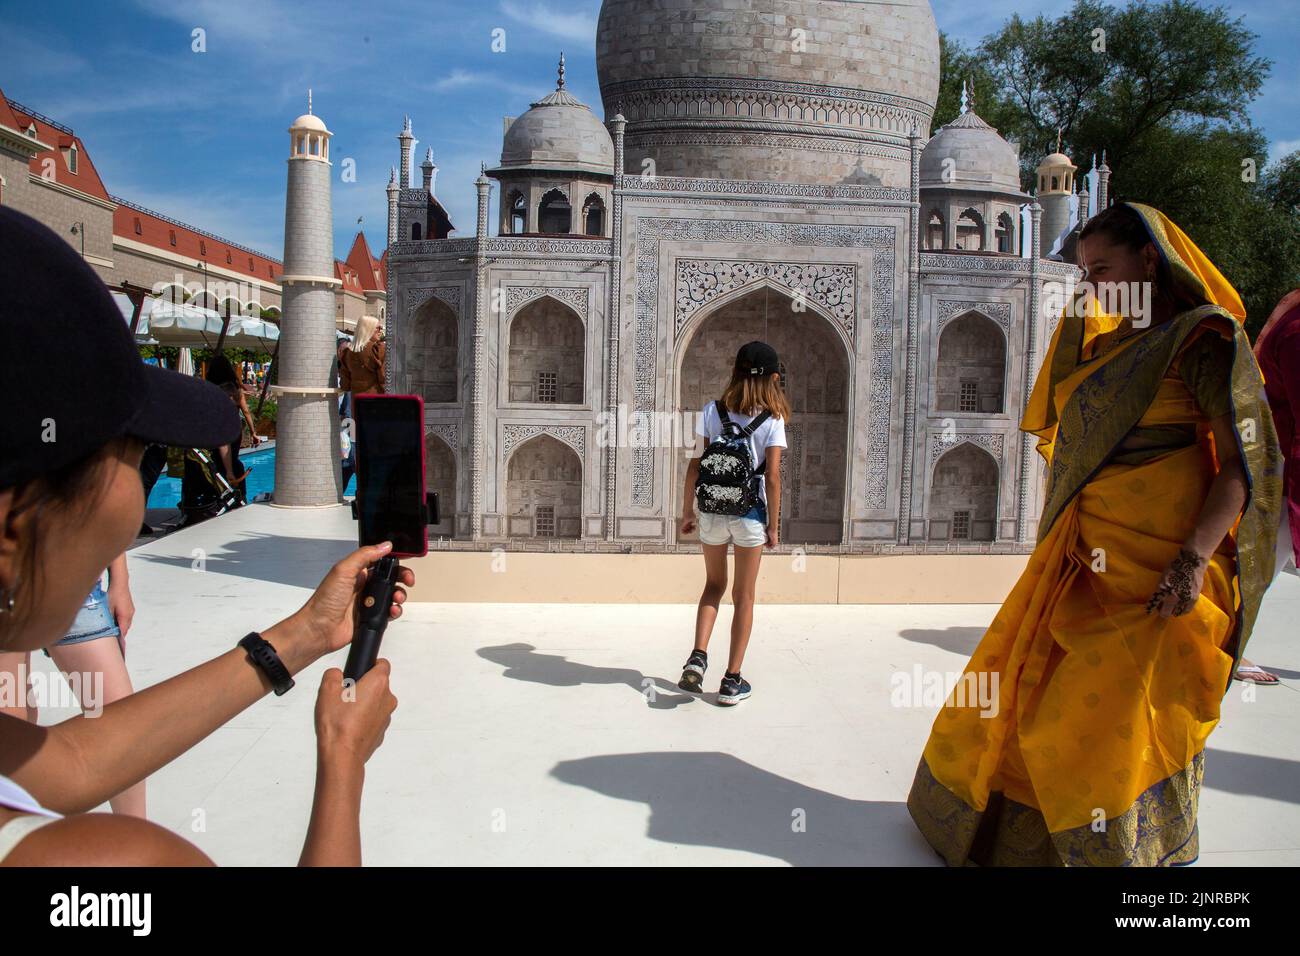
[30,504,1300,865]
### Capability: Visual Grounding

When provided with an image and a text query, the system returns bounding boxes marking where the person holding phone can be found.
[0,207,413,866]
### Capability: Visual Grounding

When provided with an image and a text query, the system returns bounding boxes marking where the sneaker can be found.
[718,673,751,705]
[678,651,708,692]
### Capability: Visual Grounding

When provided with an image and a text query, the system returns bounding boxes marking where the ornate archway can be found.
[408,296,458,404]
[425,432,457,538]
[928,442,999,541]
[935,311,1007,414]
[507,295,585,404]
[505,433,582,539]
[675,283,850,545]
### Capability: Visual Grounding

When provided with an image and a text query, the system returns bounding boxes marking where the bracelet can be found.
[239,632,295,696]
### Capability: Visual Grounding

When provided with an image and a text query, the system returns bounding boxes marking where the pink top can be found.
[1257,302,1300,565]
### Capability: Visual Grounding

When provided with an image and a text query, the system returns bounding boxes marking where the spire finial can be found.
[307,89,313,114]
[959,79,968,115]
[558,52,566,90]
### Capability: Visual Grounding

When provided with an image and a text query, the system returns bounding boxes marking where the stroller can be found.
[179,446,248,525]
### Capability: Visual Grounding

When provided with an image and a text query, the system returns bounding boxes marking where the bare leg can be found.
[0,652,35,721]
[693,543,730,653]
[728,544,764,673]
[48,639,147,818]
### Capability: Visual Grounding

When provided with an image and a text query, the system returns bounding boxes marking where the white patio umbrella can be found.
[177,348,195,376]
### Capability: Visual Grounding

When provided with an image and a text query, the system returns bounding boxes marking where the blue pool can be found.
[146,444,356,509]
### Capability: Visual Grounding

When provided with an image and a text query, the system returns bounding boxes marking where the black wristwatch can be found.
[239,632,295,696]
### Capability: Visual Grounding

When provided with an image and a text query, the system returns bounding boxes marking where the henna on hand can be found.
[1146,548,1206,615]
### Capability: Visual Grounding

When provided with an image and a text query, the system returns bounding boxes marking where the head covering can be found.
[0,206,240,490]
[735,341,779,376]
[1024,202,1245,460]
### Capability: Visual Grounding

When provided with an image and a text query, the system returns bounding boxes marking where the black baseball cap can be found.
[0,206,241,490]
[735,340,779,376]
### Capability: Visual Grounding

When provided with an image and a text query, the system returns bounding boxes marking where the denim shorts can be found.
[696,503,768,548]
[57,582,120,646]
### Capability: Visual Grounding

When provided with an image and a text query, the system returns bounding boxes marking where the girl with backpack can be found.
[677,341,789,704]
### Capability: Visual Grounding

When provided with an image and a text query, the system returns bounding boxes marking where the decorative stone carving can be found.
[481,237,612,257]
[605,76,934,142]
[929,432,1005,468]
[936,300,1012,334]
[623,177,908,203]
[675,260,855,336]
[501,423,586,461]
[634,217,895,510]
[426,422,459,452]
[504,285,590,322]
[407,285,462,316]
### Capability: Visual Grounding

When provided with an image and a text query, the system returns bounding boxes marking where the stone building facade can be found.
[386,0,1087,553]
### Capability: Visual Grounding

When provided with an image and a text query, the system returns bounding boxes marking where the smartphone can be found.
[352,394,428,558]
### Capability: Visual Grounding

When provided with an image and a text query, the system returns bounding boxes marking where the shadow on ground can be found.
[477,642,698,709]
[136,531,358,590]
[1205,749,1300,804]
[898,626,986,656]
[551,751,936,865]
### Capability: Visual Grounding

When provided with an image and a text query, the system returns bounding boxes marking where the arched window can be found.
[926,210,944,250]
[508,192,526,234]
[955,208,984,251]
[506,434,582,539]
[995,212,1015,254]
[538,189,571,234]
[936,312,1006,414]
[411,221,422,241]
[929,443,999,541]
[582,193,605,236]
[508,296,584,404]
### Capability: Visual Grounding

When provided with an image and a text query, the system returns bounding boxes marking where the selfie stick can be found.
[343,556,401,682]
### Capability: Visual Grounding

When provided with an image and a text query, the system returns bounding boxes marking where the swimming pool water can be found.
[145,445,356,509]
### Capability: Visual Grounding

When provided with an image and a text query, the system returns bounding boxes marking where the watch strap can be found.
[239,632,295,696]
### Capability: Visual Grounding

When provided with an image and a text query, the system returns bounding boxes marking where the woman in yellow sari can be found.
[907,202,1283,866]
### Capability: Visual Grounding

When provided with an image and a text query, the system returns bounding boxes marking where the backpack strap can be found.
[737,409,772,437]
[715,400,741,436]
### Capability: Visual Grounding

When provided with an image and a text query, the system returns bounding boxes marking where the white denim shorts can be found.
[696,506,768,548]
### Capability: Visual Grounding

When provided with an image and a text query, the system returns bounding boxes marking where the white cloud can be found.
[499,0,599,44]
[1269,139,1300,168]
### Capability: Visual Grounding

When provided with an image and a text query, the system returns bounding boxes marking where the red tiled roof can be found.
[334,260,364,295]
[378,249,388,289]
[344,231,386,292]
[113,197,282,284]
[1,88,111,201]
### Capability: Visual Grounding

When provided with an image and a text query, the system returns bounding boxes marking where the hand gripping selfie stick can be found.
[343,556,401,682]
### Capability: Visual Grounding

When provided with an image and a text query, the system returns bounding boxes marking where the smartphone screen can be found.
[353,394,428,558]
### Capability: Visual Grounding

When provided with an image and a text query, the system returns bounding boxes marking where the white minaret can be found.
[398,116,414,189]
[273,92,343,507]
[1036,131,1076,258]
[421,147,437,195]
[386,166,399,246]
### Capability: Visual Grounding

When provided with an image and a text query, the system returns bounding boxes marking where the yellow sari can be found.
[907,204,1284,866]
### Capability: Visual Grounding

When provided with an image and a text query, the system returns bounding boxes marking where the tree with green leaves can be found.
[938,0,1297,335]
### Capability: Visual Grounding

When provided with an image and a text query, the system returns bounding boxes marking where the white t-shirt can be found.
[695,402,787,507]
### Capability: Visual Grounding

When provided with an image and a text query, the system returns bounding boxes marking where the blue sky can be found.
[1,0,1295,259]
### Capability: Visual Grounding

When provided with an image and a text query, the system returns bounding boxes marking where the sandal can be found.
[1235,664,1280,685]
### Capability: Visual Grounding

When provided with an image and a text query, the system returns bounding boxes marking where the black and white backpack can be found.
[695,401,771,516]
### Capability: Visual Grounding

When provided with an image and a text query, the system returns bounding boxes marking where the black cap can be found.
[0,206,241,490]
[735,340,779,377]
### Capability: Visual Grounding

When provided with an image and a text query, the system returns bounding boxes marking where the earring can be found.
[0,587,13,614]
